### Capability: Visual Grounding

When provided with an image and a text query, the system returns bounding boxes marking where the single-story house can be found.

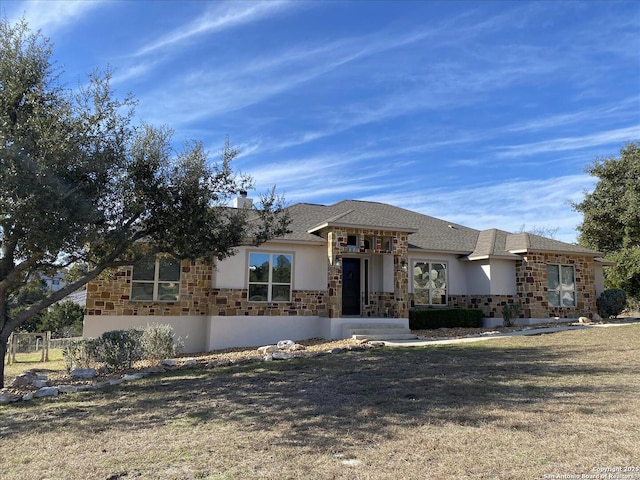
[83,197,612,352]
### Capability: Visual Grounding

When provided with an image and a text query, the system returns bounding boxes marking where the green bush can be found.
[141,323,182,360]
[62,338,101,372]
[409,308,483,329]
[63,325,182,371]
[596,289,627,318]
[96,329,144,370]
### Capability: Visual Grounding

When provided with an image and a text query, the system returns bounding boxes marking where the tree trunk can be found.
[0,334,8,389]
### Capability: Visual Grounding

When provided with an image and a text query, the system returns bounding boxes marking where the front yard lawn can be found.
[1,324,638,479]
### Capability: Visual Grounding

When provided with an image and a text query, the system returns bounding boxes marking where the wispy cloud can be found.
[364,175,597,243]
[495,126,640,159]
[134,1,292,57]
[506,97,640,133]
[5,0,106,34]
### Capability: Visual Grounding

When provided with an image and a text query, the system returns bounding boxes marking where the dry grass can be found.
[1,324,639,480]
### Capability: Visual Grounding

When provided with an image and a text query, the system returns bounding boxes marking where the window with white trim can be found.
[248,252,292,302]
[547,264,576,307]
[413,261,447,305]
[131,255,181,302]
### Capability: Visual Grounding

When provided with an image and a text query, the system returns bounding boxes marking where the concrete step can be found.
[352,333,419,341]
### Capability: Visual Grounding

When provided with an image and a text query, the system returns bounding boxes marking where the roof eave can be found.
[508,247,603,256]
[308,222,418,234]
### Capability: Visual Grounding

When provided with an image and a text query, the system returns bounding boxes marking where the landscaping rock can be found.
[11,371,47,388]
[76,385,96,392]
[33,378,50,388]
[34,387,59,398]
[277,339,295,350]
[70,368,97,380]
[182,358,197,367]
[579,316,590,323]
[592,313,603,322]
[161,359,177,367]
[0,392,21,404]
[58,385,79,394]
[291,343,306,351]
[367,341,385,348]
[122,373,146,382]
[327,348,343,355]
[257,345,276,355]
[22,392,34,401]
[264,354,274,361]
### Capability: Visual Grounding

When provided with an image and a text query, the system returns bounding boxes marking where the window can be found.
[248,252,292,302]
[547,265,576,307]
[346,235,358,251]
[131,255,181,302]
[413,261,447,305]
[382,236,394,251]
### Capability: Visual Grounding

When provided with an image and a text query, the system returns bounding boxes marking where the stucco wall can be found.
[214,243,327,291]
[83,315,209,353]
[207,315,327,350]
[489,259,517,295]
[467,261,491,294]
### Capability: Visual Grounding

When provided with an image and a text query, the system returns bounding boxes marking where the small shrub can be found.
[501,303,522,327]
[96,329,144,370]
[409,308,482,329]
[62,338,100,372]
[597,289,627,318]
[141,323,182,360]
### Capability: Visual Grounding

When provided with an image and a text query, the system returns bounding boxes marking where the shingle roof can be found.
[505,232,603,255]
[278,200,478,253]
[273,199,604,258]
[468,229,520,260]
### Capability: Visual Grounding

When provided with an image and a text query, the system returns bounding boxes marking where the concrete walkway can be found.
[382,319,640,347]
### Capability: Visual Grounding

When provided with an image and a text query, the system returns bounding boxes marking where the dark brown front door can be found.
[342,258,361,315]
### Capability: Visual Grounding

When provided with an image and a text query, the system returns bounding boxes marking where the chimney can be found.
[233,190,253,209]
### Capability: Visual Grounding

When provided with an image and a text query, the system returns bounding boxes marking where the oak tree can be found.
[0,20,289,387]
[573,141,640,301]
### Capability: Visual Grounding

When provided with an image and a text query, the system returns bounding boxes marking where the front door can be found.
[342,258,361,315]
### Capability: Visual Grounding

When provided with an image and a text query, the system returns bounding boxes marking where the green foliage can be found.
[96,329,144,370]
[9,278,47,332]
[62,338,100,372]
[141,323,183,360]
[409,308,483,329]
[38,301,84,337]
[62,325,181,371]
[64,263,89,286]
[0,19,289,387]
[501,303,522,327]
[573,142,640,298]
[596,289,627,318]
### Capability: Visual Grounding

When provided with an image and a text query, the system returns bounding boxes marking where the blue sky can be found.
[4,0,640,243]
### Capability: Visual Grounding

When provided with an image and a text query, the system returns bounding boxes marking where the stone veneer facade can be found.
[326,228,410,319]
[514,252,596,319]
[409,252,598,320]
[86,248,597,322]
[86,228,411,320]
